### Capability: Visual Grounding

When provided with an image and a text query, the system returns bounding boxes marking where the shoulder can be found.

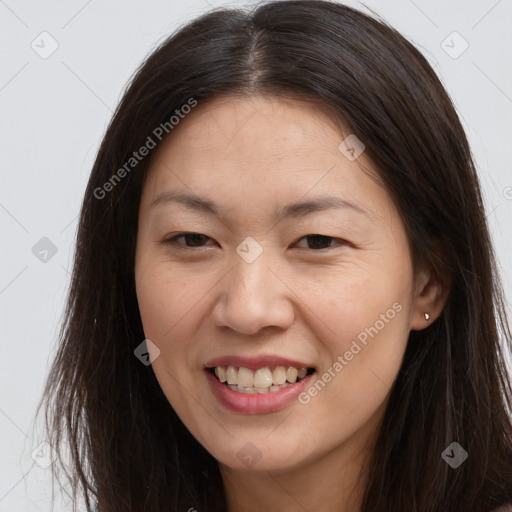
[491,505,512,512]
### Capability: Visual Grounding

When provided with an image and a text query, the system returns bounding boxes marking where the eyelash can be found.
[160,232,349,252]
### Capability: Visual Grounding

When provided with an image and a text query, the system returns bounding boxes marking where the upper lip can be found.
[204,355,315,371]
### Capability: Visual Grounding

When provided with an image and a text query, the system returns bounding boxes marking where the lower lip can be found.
[205,369,313,414]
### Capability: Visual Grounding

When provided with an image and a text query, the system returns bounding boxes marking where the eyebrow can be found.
[149,190,369,222]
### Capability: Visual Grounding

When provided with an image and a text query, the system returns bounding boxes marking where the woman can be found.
[36,1,512,511]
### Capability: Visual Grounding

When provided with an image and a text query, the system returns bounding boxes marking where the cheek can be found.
[135,265,201,408]
[299,253,413,406]
[134,261,216,388]
[134,266,192,406]
[135,261,196,341]
[303,254,412,345]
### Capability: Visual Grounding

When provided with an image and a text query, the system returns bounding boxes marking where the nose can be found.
[211,253,295,335]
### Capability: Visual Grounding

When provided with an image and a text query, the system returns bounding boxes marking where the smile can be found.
[204,357,317,414]
[210,365,314,393]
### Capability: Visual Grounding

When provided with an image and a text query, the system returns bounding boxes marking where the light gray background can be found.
[1,0,511,509]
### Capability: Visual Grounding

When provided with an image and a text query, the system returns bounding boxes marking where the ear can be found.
[409,256,452,331]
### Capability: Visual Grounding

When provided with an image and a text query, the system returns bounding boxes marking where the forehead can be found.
[142,95,390,221]
[152,95,349,163]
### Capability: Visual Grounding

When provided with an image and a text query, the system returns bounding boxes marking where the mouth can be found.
[204,356,318,413]
[207,365,316,394]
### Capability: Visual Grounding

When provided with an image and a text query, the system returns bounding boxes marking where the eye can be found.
[294,234,348,250]
[161,232,215,248]
[161,232,349,251]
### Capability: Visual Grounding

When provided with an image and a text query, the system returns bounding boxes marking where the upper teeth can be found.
[214,365,308,388]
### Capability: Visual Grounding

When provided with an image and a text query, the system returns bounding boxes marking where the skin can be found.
[134,95,449,511]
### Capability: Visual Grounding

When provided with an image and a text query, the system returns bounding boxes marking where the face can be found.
[135,94,421,473]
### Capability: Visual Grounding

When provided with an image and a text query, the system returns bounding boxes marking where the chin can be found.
[207,436,316,474]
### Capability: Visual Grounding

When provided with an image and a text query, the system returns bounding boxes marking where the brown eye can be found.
[295,235,347,250]
[162,232,214,248]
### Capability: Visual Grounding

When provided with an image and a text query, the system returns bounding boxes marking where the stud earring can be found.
[424,312,430,321]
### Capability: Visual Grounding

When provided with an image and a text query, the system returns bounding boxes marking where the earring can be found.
[424,312,430,321]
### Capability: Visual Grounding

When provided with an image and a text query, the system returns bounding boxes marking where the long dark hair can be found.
[35,1,512,510]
